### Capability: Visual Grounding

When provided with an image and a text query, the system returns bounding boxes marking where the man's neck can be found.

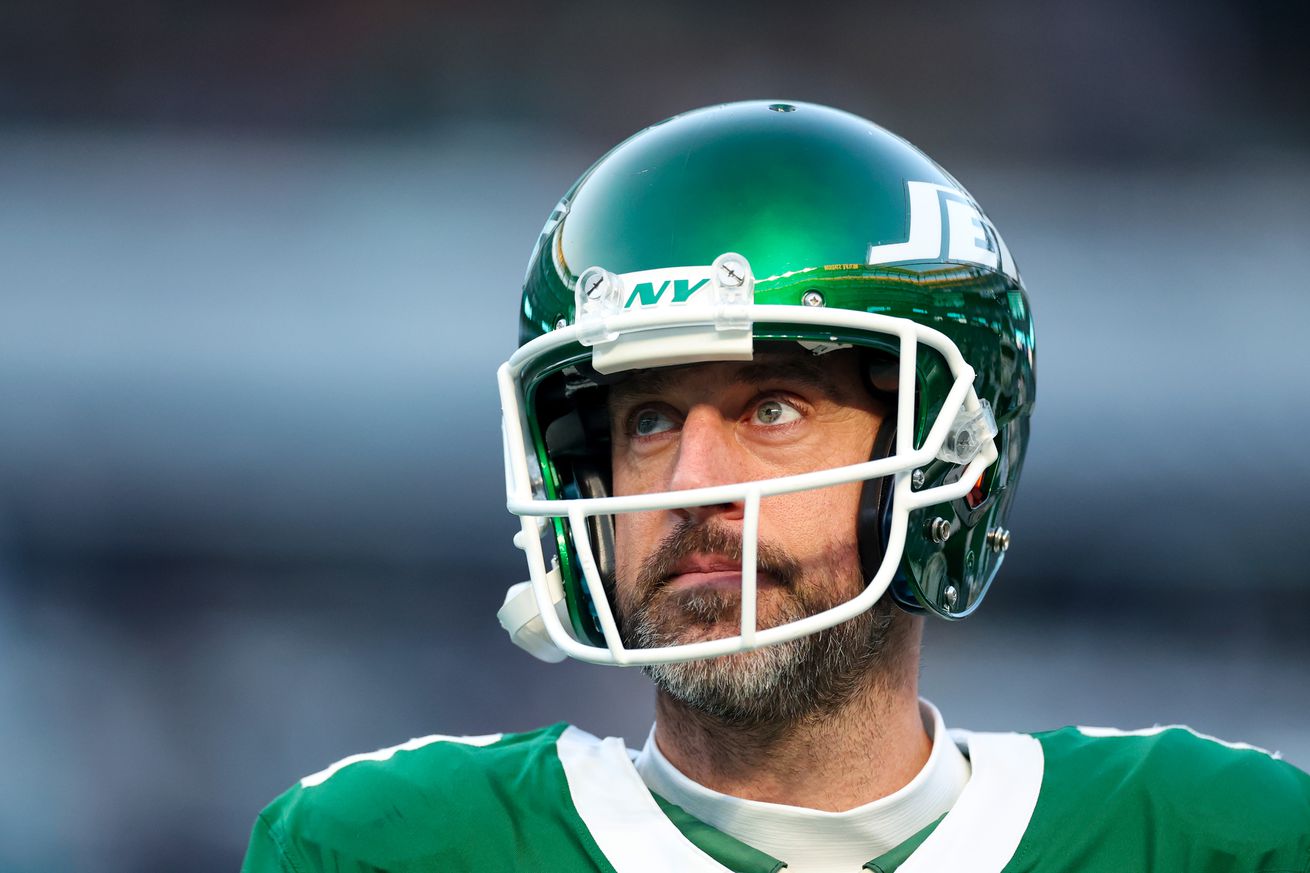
[652,667,931,812]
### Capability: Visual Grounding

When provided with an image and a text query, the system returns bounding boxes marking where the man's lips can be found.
[663,555,781,592]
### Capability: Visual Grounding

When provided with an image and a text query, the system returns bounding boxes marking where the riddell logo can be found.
[867,181,1018,281]
[623,277,711,308]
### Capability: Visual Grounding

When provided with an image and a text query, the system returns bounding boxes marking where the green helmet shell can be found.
[517,100,1035,638]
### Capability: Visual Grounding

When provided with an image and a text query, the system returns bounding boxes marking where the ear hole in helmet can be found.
[965,473,987,510]
[948,425,1006,525]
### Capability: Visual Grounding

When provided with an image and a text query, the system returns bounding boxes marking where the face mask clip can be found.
[573,267,624,347]
[937,399,997,464]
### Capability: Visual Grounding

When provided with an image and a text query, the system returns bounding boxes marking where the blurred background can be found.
[1,1,1308,869]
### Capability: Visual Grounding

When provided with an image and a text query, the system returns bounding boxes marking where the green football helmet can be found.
[497,100,1035,666]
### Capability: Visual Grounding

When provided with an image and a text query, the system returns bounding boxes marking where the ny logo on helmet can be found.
[623,277,710,308]
[868,181,1019,282]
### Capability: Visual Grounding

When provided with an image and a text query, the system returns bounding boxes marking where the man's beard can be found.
[615,521,903,730]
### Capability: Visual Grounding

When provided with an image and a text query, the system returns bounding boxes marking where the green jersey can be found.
[243,722,1310,872]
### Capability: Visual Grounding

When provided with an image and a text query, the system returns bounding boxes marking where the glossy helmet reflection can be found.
[497,101,1035,666]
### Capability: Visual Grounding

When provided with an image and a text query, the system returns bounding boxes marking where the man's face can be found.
[607,345,898,723]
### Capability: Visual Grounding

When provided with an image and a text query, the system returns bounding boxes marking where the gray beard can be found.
[630,591,899,729]
[616,522,903,730]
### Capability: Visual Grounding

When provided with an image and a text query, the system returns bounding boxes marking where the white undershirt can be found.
[633,701,971,873]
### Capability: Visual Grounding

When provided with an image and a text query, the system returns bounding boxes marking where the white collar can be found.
[555,716,1044,873]
[631,700,969,872]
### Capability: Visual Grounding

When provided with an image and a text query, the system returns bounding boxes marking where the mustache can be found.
[634,521,803,598]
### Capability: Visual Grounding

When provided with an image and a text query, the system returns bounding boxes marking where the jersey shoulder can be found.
[1027,724,1310,865]
[243,723,610,873]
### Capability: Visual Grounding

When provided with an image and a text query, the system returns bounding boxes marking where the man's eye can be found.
[633,408,675,436]
[752,399,802,426]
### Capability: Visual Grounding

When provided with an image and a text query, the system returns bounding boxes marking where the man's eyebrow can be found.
[731,358,840,395]
[615,356,842,399]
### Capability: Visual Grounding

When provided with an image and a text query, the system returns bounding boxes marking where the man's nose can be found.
[667,405,744,523]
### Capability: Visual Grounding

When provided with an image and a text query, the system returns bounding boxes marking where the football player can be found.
[244,101,1310,872]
